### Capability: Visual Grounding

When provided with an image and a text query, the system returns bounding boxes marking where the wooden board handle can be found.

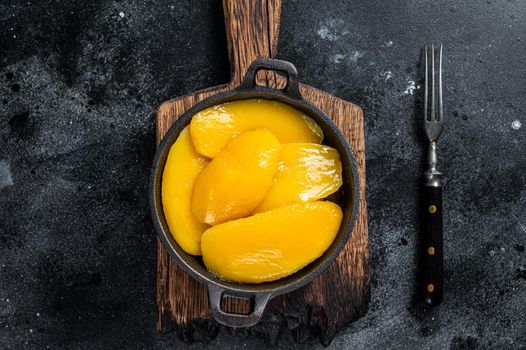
[222,0,282,84]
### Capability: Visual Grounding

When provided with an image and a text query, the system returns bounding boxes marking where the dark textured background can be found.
[1,0,525,349]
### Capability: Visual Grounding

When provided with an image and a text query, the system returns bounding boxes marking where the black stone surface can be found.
[1,0,525,349]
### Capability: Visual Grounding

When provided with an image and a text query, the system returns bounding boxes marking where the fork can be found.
[421,44,444,307]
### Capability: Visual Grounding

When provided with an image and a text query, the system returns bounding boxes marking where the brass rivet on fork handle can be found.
[421,44,444,307]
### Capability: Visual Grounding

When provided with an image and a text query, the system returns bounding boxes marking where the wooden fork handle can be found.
[421,185,443,306]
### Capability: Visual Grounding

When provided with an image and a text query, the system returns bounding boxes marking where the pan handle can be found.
[239,58,301,99]
[207,284,272,327]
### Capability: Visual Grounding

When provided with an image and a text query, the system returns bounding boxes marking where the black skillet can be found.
[150,58,360,327]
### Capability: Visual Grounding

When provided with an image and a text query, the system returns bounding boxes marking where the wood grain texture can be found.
[156,0,370,345]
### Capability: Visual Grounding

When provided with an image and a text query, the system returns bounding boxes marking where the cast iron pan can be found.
[150,58,360,327]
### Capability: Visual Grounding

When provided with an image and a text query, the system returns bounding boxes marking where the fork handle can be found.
[421,184,443,306]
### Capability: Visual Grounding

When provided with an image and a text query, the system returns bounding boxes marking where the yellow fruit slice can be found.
[190,99,323,158]
[191,130,280,225]
[201,201,343,283]
[161,127,209,255]
[254,143,343,213]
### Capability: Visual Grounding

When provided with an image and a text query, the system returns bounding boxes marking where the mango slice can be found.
[191,130,280,225]
[190,99,323,158]
[254,143,343,213]
[201,201,343,283]
[161,127,209,255]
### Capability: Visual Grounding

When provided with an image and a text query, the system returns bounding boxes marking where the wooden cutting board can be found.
[155,0,370,345]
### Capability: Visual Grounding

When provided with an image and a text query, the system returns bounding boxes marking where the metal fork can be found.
[421,44,444,307]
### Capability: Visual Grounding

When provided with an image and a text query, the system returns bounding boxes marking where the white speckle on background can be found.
[316,19,348,41]
[317,26,336,41]
[349,50,364,62]
[490,250,495,256]
[332,51,363,64]
[386,40,394,47]
[29,329,33,333]
[119,11,125,18]
[501,247,505,252]
[511,120,521,130]
[333,54,346,64]
[402,81,417,95]
[381,71,393,81]
[36,312,40,317]
[0,160,14,189]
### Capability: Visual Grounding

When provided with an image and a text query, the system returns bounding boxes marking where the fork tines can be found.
[423,44,444,141]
